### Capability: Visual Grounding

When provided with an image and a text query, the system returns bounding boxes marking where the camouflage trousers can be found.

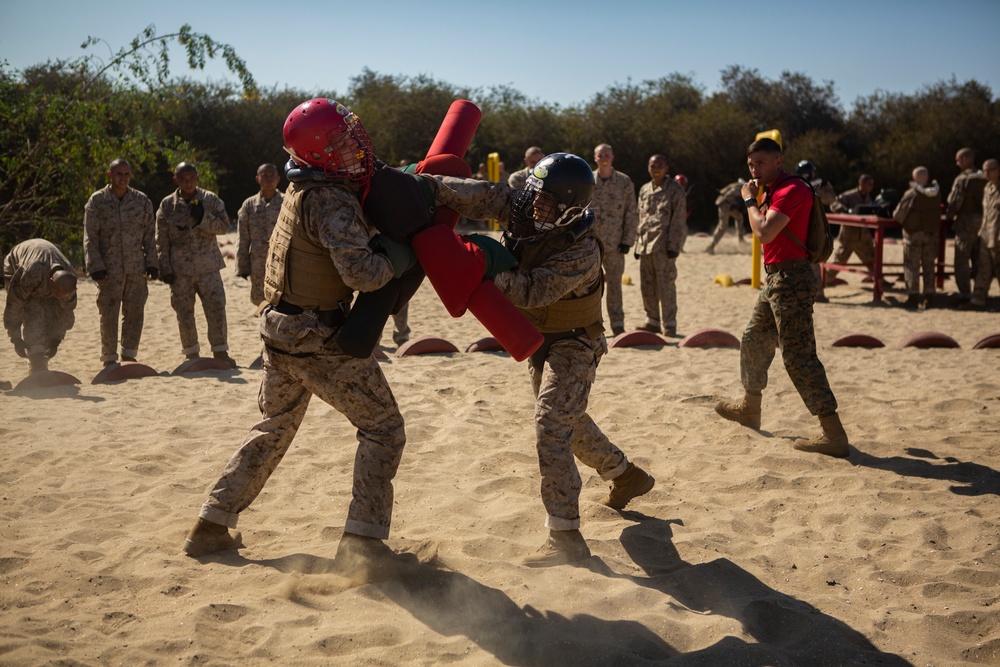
[972,244,1000,305]
[953,214,982,296]
[16,299,65,356]
[249,274,265,307]
[96,272,148,362]
[528,335,627,530]
[199,342,406,539]
[169,271,228,355]
[638,251,678,330]
[711,205,746,245]
[903,230,937,296]
[601,250,626,330]
[740,263,838,417]
[827,226,875,279]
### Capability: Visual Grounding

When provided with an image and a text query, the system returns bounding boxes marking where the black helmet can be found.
[510,152,594,236]
[795,160,816,180]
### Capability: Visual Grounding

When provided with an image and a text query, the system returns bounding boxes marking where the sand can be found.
[1,230,998,666]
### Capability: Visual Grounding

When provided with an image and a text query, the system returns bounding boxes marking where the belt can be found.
[764,257,809,275]
[273,299,347,327]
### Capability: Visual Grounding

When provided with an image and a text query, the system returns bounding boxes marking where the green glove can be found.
[375,234,418,279]
[465,234,518,279]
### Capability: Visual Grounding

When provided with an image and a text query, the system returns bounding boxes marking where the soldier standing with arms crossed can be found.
[591,144,638,336]
[84,158,157,366]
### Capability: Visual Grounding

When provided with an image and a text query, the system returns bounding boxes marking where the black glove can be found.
[618,243,630,254]
[90,270,107,282]
[45,340,60,358]
[145,267,158,281]
[667,250,679,259]
[189,199,205,227]
[161,273,176,285]
[11,337,27,358]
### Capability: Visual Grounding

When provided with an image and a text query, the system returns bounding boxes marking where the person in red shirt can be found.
[714,138,849,458]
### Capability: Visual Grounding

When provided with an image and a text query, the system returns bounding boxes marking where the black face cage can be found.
[509,175,583,240]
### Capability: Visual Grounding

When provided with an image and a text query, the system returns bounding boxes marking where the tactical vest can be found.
[906,191,943,234]
[959,176,987,215]
[508,222,604,335]
[263,181,353,310]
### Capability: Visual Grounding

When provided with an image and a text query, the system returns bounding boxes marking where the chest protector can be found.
[508,220,604,334]
[263,181,353,310]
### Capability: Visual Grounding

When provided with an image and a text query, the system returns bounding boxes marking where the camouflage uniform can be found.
[738,175,838,417]
[827,187,876,279]
[428,175,632,530]
[507,167,531,190]
[636,178,687,332]
[709,181,747,249]
[198,182,405,540]
[3,239,77,356]
[236,190,283,306]
[156,187,231,356]
[590,169,638,331]
[971,181,1000,306]
[894,183,942,296]
[84,184,156,362]
[947,169,987,297]
[741,263,837,417]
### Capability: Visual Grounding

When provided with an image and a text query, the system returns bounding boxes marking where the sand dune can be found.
[1,231,997,665]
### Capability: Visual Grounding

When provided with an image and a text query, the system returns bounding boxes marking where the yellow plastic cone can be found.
[714,273,735,287]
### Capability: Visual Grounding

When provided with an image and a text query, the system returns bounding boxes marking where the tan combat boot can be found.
[793,413,850,458]
[714,391,762,429]
[183,518,243,557]
[522,530,592,568]
[28,353,48,375]
[600,462,655,510]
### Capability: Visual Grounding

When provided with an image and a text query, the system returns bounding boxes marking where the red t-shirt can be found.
[762,174,812,264]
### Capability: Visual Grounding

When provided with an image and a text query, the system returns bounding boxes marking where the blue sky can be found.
[2,0,998,109]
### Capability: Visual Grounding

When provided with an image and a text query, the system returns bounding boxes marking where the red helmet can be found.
[282,98,374,181]
[674,173,689,191]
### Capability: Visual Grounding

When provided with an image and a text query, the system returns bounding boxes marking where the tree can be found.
[0,24,257,256]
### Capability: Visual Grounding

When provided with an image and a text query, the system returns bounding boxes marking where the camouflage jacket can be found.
[84,185,156,276]
[237,190,283,276]
[3,239,77,339]
[830,187,873,214]
[982,182,1000,249]
[947,169,987,218]
[426,175,602,308]
[155,188,229,277]
[591,169,638,248]
[636,178,687,256]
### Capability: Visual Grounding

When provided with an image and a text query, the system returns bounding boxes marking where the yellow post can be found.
[487,152,500,183]
[750,130,782,289]
[486,152,501,231]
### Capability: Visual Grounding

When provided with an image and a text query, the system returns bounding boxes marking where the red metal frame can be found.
[823,214,951,303]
